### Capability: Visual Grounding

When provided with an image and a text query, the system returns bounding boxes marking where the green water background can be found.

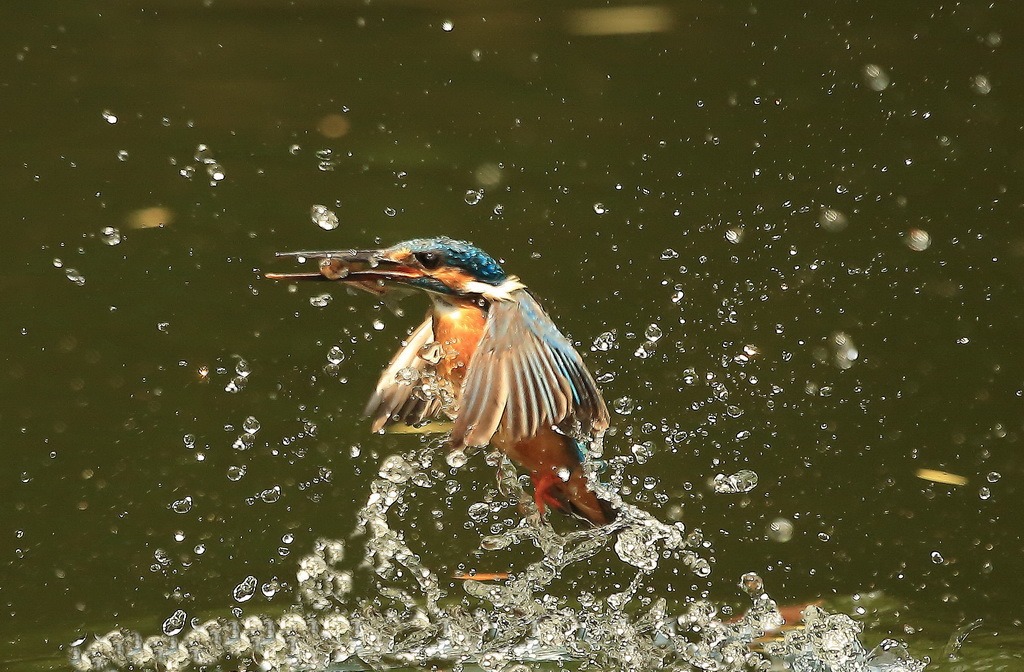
[3,1,1022,668]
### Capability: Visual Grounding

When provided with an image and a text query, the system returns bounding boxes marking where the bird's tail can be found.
[532,467,617,526]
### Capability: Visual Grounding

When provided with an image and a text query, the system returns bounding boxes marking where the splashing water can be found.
[70,436,926,672]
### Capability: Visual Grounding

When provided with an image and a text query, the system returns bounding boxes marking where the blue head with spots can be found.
[382,237,509,296]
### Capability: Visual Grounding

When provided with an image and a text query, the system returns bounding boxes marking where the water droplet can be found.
[327,346,346,364]
[232,575,258,602]
[235,359,251,378]
[224,376,245,393]
[767,517,794,543]
[170,496,193,514]
[65,268,86,286]
[986,471,1001,483]
[101,110,118,124]
[100,226,122,245]
[614,526,660,571]
[395,367,418,386]
[978,487,991,500]
[372,319,385,331]
[316,148,336,172]
[446,449,468,468]
[862,63,890,91]
[739,571,764,596]
[468,502,490,521]
[116,149,130,162]
[242,416,260,434]
[194,143,213,163]
[612,396,635,415]
[161,609,188,637]
[182,434,196,449]
[379,455,414,484]
[310,204,339,230]
[310,293,333,308]
[630,442,654,464]
[905,228,931,251]
[441,19,454,32]
[633,342,655,359]
[660,248,679,260]
[692,557,712,578]
[480,535,510,551]
[260,486,281,504]
[464,189,483,205]
[819,207,849,232]
[384,206,397,217]
[592,331,617,352]
[593,203,607,215]
[206,163,225,184]
[644,324,663,342]
[970,74,992,95]
[227,465,247,482]
[830,331,859,369]
[713,469,758,494]
[930,551,944,564]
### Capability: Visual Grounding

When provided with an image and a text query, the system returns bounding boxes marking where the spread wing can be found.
[364,316,446,432]
[451,290,609,449]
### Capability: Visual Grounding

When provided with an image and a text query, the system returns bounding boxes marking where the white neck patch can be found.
[465,276,526,302]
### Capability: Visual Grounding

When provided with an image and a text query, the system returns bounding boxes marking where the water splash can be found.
[70,437,926,671]
[712,469,759,494]
[311,204,340,231]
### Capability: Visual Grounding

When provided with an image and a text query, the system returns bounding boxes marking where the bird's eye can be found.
[414,251,442,269]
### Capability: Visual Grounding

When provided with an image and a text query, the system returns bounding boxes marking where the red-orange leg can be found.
[531,471,563,515]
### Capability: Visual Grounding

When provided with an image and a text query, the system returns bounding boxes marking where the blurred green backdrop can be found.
[2,1,1022,668]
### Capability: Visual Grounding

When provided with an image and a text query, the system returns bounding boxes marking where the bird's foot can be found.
[531,471,564,516]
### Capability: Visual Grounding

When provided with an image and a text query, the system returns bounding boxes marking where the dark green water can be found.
[3,1,1023,669]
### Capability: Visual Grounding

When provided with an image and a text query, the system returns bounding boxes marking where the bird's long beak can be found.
[265,249,420,286]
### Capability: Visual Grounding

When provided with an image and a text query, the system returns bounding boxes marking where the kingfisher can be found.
[266,237,615,525]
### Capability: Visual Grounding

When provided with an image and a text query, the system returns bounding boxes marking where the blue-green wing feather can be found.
[451,290,609,449]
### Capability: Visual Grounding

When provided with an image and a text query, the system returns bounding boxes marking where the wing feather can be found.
[463,355,509,447]
[451,290,609,449]
[511,359,534,439]
[365,317,446,431]
[523,343,558,419]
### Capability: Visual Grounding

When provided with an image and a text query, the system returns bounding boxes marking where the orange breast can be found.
[431,301,488,393]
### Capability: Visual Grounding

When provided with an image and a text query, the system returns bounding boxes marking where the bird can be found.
[266,237,615,525]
